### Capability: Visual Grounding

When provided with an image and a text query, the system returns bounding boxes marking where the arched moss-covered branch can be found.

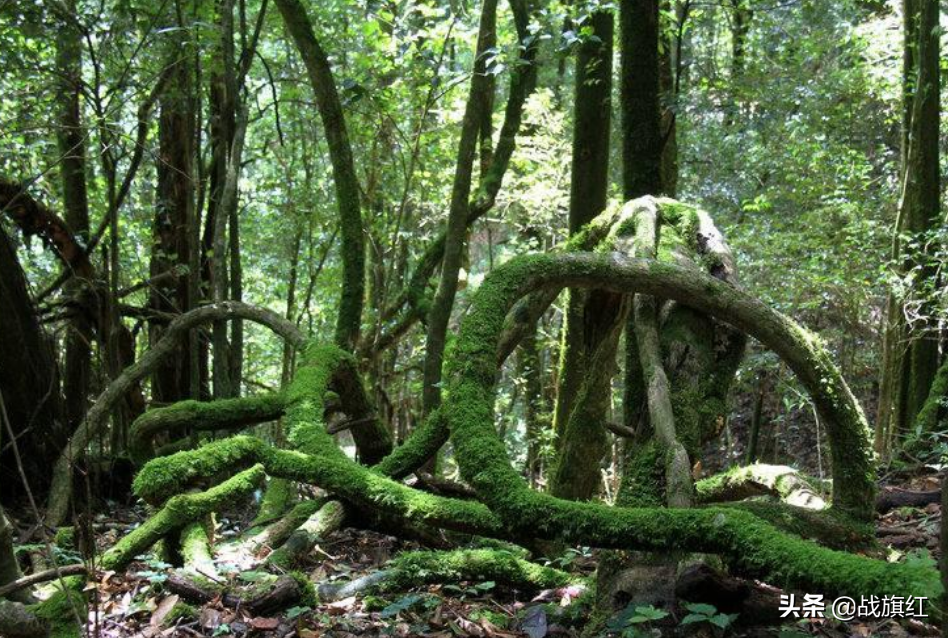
[446,248,875,522]
[129,392,287,464]
[45,301,306,527]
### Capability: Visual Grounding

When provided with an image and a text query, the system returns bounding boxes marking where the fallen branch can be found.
[0,564,87,600]
[695,464,828,510]
[317,549,574,601]
[166,572,306,615]
[876,487,941,514]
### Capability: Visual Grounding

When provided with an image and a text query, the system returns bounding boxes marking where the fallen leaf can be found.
[199,607,221,629]
[454,616,485,637]
[150,594,180,628]
[250,617,280,630]
[328,596,357,615]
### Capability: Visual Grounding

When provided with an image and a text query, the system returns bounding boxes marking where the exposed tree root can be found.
[166,572,312,615]
[90,199,940,617]
[135,435,931,597]
[266,500,346,567]
[317,549,575,601]
[134,436,507,538]
[102,465,266,571]
[695,464,829,509]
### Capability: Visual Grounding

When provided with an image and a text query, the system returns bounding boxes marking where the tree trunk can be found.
[151,40,195,404]
[878,0,940,448]
[421,0,497,416]
[549,9,615,501]
[897,0,940,435]
[0,224,66,499]
[275,0,366,353]
[55,0,93,434]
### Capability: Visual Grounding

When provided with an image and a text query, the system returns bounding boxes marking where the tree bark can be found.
[550,9,615,501]
[151,39,196,403]
[275,0,366,353]
[0,224,66,499]
[878,0,940,448]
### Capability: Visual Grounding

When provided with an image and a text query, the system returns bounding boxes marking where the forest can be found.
[0,0,946,636]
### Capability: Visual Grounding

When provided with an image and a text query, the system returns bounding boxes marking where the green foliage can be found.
[605,603,669,637]
[380,593,430,618]
[679,602,738,632]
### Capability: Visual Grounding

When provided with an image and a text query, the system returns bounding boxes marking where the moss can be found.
[373,409,448,479]
[290,571,318,607]
[253,478,296,527]
[694,464,828,504]
[133,434,931,600]
[245,498,326,549]
[616,440,664,508]
[136,436,507,541]
[29,576,86,638]
[285,343,392,464]
[134,434,262,504]
[53,527,75,550]
[129,392,287,465]
[163,602,197,626]
[180,521,217,576]
[382,549,574,591]
[104,465,266,571]
[722,501,873,551]
[267,500,346,567]
[121,212,894,599]
[440,249,913,595]
[908,356,948,444]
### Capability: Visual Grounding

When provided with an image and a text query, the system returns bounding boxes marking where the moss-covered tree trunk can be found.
[275,0,365,354]
[421,0,498,415]
[550,9,617,501]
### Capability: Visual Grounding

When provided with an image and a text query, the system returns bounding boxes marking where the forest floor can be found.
[8,463,941,638]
